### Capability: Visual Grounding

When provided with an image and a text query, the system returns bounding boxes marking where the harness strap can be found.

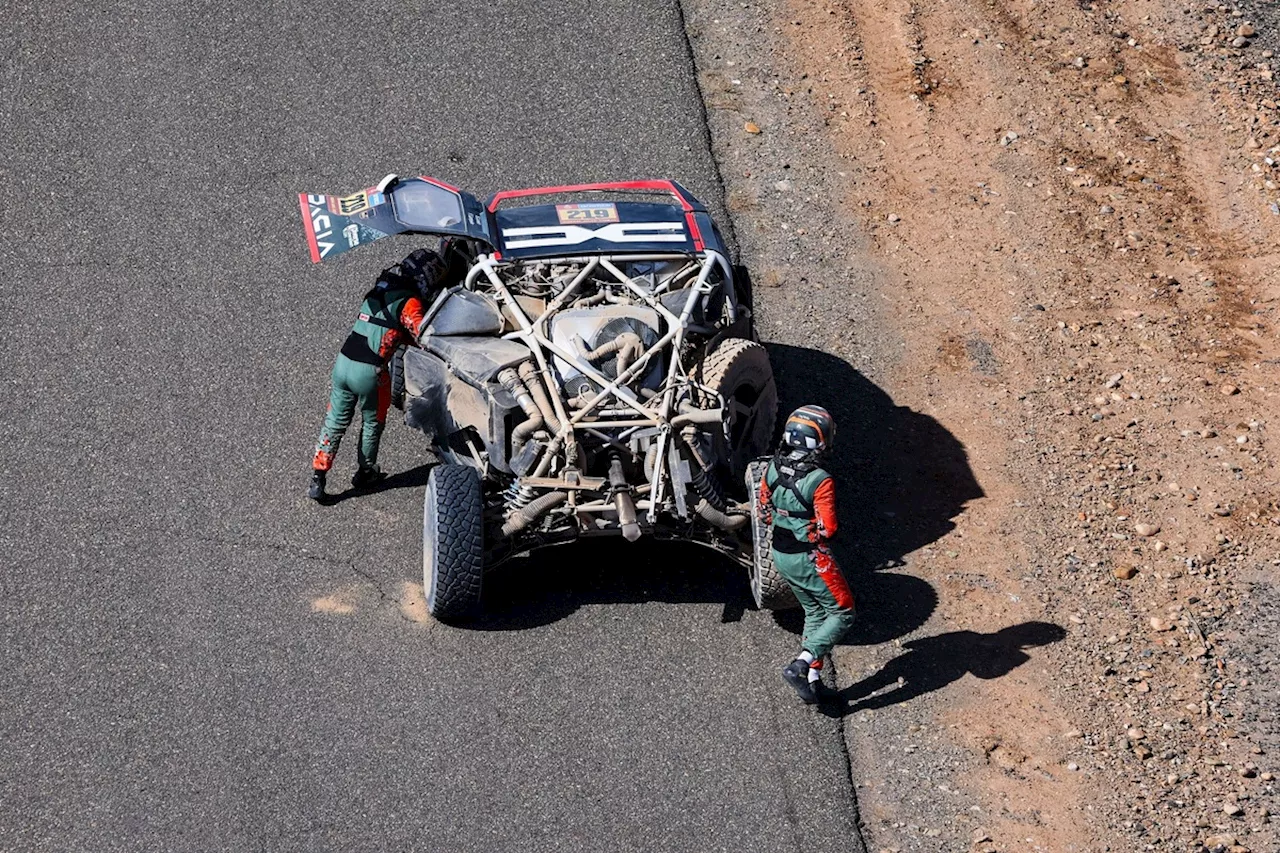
[357,312,398,330]
[766,457,816,518]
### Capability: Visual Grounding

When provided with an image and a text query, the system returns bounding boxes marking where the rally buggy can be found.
[301,175,796,620]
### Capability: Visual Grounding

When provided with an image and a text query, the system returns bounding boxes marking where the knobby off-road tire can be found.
[701,338,778,489]
[389,347,406,411]
[746,459,798,610]
[423,463,484,622]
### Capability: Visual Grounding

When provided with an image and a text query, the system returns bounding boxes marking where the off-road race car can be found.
[301,175,796,620]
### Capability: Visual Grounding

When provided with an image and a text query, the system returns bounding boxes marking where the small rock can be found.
[1114,565,1139,580]
[1150,616,1174,631]
[1221,383,1240,396]
[744,121,762,134]
[1224,802,1244,817]
[887,213,901,223]
[1135,522,1161,537]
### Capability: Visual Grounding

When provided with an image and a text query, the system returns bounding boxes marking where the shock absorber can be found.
[503,479,537,512]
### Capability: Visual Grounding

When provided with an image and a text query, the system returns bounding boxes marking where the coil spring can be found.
[503,480,537,512]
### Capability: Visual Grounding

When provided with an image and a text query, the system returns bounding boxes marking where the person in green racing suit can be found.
[757,405,857,704]
[308,249,448,501]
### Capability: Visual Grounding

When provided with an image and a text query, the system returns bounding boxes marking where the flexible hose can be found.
[695,498,748,531]
[519,360,563,434]
[499,365,544,453]
[501,491,567,536]
[583,333,644,376]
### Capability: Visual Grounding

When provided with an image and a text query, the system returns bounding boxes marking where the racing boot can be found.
[351,465,387,490]
[308,470,327,502]
[782,658,819,704]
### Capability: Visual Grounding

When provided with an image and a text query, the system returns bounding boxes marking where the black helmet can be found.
[782,405,835,454]
[399,248,447,285]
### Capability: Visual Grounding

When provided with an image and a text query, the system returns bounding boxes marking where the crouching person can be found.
[308,248,449,501]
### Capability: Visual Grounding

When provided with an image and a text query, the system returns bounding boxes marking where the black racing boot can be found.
[782,659,819,705]
[308,470,326,502]
[351,465,387,489]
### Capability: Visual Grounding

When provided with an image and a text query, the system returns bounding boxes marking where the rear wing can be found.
[299,175,493,263]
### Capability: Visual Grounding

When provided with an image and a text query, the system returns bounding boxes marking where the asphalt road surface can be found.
[1,2,865,850]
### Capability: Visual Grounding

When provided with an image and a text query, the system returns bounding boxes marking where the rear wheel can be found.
[701,338,778,490]
[423,463,484,622]
[746,459,798,610]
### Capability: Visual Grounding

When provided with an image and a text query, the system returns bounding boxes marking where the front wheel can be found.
[423,463,484,622]
[746,459,798,610]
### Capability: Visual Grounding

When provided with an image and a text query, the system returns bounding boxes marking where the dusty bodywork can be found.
[301,175,792,619]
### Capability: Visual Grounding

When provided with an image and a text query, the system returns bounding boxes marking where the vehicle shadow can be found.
[765,343,984,645]
[327,462,434,505]
[474,539,754,631]
[816,622,1068,718]
[472,344,983,640]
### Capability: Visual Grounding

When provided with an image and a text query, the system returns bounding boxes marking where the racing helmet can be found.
[399,248,447,286]
[782,405,835,454]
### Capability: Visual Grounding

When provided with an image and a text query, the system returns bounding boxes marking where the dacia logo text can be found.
[307,194,335,258]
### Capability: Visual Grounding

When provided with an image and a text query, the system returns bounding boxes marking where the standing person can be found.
[757,405,857,704]
[308,248,448,501]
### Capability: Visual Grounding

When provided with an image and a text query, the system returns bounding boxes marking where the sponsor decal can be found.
[305,193,336,259]
[501,221,686,250]
[330,188,385,216]
[556,202,619,225]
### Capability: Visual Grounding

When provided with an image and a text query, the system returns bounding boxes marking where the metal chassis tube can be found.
[463,250,735,523]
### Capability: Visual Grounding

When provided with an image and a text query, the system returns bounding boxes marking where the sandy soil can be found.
[684,0,1280,848]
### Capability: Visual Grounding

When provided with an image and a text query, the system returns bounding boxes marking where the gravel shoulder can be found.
[685,0,1280,850]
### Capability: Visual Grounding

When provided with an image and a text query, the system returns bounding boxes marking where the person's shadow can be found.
[818,622,1068,718]
[326,462,434,505]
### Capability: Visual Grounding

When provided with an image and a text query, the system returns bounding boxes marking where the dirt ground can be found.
[684,0,1280,849]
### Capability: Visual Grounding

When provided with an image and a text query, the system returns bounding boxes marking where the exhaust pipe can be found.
[608,456,642,542]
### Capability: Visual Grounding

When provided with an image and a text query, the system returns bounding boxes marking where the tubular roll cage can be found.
[462,249,742,523]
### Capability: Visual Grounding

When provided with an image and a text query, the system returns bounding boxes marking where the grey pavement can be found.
[0,2,864,850]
